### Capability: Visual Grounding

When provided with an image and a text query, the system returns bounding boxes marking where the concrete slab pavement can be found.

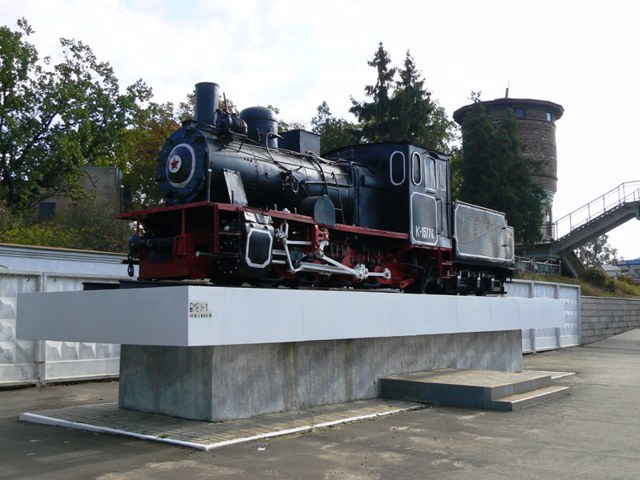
[2,330,640,479]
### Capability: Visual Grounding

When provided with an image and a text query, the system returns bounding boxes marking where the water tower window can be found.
[546,111,554,121]
[514,108,526,119]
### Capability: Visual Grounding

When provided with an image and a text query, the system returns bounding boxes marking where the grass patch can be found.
[614,276,640,296]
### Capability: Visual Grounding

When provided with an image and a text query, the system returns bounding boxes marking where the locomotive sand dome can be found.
[121,82,515,294]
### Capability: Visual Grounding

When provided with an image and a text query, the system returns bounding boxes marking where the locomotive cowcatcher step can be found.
[379,369,570,411]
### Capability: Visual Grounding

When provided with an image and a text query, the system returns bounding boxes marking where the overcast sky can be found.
[2,0,639,259]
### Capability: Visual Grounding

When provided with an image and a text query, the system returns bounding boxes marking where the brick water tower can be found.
[453,97,564,241]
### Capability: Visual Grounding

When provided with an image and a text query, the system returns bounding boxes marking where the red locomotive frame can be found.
[120,201,455,292]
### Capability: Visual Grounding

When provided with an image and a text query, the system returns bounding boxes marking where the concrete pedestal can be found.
[18,285,563,422]
[119,330,522,421]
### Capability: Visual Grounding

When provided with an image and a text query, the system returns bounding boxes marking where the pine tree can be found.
[350,44,455,151]
[349,43,396,142]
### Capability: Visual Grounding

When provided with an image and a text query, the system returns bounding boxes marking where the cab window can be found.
[424,155,437,191]
[390,151,405,185]
[411,152,422,185]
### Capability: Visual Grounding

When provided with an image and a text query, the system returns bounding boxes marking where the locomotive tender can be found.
[120,82,515,294]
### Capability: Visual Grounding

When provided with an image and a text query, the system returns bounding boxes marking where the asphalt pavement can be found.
[2,330,640,480]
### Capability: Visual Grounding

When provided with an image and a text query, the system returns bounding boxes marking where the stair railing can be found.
[552,181,640,240]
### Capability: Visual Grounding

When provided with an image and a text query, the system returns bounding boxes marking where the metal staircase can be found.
[549,181,640,276]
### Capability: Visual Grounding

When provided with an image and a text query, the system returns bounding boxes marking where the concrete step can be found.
[379,369,569,411]
[490,385,571,411]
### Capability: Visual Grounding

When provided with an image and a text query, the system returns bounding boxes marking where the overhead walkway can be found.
[548,181,640,276]
[552,181,640,252]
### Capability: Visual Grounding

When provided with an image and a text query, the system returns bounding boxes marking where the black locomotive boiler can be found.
[120,82,515,294]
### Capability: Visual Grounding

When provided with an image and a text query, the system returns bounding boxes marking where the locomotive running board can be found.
[17,286,564,347]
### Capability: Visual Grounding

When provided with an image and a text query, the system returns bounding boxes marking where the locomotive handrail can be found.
[552,180,640,240]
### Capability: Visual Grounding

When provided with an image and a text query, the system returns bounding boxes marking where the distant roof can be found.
[618,258,640,266]
[602,264,622,272]
[453,98,564,125]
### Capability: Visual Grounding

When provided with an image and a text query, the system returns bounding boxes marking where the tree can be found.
[349,43,456,151]
[120,102,179,209]
[177,89,240,123]
[0,195,132,252]
[576,234,618,269]
[390,51,455,150]
[456,99,547,247]
[349,43,396,143]
[264,104,304,133]
[0,19,152,211]
[310,101,361,154]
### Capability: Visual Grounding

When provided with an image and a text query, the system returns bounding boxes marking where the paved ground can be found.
[2,330,640,479]
[21,399,421,451]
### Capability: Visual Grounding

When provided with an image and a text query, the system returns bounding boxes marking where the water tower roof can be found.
[453,98,564,125]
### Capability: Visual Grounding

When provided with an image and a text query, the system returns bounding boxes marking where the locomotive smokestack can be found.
[195,82,220,126]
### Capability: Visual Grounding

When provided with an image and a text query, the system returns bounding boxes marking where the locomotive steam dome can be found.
[240,106,278,148]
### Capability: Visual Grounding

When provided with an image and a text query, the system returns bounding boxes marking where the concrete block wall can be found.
[581,296,640,344]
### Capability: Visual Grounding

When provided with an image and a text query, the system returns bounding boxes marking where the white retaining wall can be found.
[0,245,129,386]
[507,280,581,353]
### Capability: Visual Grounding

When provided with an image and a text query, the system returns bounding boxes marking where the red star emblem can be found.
[169,155,182,173]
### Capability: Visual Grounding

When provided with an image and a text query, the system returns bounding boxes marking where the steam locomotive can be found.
[119,82,515,294]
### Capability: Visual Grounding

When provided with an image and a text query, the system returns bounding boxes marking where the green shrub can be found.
[0,198,132,252]
[579,267,616,292]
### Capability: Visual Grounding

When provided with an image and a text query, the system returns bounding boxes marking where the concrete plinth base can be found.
[119,330,522,421]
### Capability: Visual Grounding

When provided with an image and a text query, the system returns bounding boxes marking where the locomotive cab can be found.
[326,143,453,250]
